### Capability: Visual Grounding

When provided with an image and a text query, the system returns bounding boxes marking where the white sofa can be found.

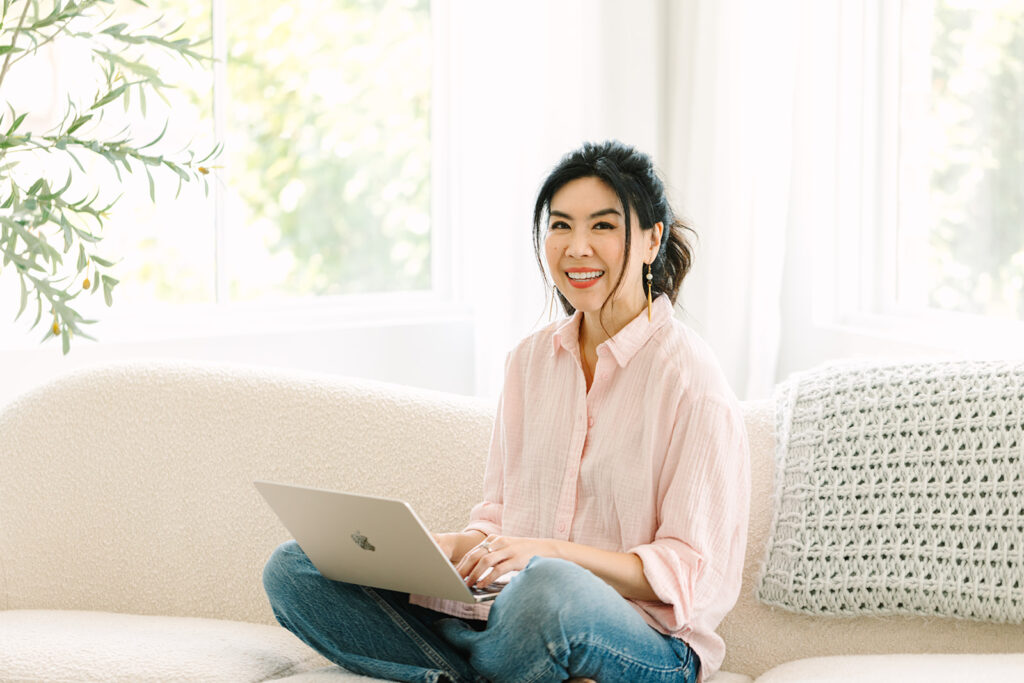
[0,361,1021,682]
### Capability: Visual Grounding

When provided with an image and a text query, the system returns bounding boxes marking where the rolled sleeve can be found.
[629,539,704,633]
[630,396,750,635]
[463,506,502,537]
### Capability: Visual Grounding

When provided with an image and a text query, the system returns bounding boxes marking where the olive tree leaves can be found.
[0,0,220,353]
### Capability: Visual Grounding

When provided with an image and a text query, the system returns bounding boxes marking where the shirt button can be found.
[557,523,567,533]
[588,416,594,427]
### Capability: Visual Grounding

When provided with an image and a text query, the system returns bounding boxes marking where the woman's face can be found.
[544,176,657,317]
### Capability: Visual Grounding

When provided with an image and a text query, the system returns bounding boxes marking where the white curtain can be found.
[446,0,801,401]
[664,0,801,400]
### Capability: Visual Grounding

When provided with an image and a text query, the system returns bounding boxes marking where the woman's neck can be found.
[578,297,646,354]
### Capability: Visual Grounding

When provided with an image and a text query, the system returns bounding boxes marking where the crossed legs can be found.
[263,541,699,683]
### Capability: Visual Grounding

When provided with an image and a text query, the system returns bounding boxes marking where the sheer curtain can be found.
[446,0,801,400]
[664,0,801,400]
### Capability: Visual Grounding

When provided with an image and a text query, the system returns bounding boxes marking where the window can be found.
[828,0,1023,337]
[5,0,434,319]
[217,0,433,302]
[779,0,1024,377]
[897,0,1024,321]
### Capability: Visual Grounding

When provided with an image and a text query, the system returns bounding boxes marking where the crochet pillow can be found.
[757,360,1024,622]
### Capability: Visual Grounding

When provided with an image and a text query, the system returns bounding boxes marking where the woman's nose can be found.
[565,230,593,257]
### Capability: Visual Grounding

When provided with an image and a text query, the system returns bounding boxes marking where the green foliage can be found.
[929,1,1024,318]
[0,0,219,352]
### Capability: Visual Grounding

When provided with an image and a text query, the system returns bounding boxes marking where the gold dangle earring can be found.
[646,263,653,321]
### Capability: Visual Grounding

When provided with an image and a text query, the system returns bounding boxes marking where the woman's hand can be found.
[432,530,486,564]
[455,534,661,601]
[455,535,561,589]
[432,533,457,562]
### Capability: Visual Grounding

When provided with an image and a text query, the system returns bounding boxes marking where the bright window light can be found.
[898,0,1024,322]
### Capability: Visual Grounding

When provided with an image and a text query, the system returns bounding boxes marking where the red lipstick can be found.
[565,268,604,289]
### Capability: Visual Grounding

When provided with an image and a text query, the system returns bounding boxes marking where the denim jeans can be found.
[263,540,700,683]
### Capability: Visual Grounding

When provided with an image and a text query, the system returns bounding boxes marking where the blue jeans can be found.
[263,540,700,683]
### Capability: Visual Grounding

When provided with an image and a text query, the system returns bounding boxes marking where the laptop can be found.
[254,480,504,603]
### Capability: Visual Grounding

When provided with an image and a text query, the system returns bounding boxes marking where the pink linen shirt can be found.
[411,294,750,681]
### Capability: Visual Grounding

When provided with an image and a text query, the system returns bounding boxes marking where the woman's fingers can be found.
[460,532,499,565]
[459,535,504,585]
[473,555,513,588]
[458,535,550,587]
[455,537,487,574]
[465,552,505,588]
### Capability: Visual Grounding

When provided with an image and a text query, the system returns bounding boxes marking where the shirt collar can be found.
[551,294,674,367]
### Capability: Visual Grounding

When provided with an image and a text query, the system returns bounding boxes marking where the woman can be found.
[263,140,750,683]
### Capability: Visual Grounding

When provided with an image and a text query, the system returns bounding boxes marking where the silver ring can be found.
[479,541,493,553]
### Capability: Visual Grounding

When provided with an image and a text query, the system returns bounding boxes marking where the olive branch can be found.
[0,0,221,353]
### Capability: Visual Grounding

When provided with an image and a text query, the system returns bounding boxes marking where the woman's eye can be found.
[549,221,569,230]
[594,222,616,230]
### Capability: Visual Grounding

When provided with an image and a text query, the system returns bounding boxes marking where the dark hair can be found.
[532,139,695,318]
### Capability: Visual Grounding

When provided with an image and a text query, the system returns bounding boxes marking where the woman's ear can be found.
[650,222,664,259]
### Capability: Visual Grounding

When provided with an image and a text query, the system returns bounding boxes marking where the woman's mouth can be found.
[565,270,604,288]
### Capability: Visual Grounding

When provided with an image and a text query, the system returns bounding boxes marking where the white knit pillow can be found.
[758,360,1024,622]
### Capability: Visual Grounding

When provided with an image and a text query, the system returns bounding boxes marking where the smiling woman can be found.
[547,180,643,299]
[544,177,660,389]
[263,140,750,683]
[533,141,696,390]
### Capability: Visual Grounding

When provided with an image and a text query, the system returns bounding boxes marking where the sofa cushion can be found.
[0,610,331,682]
[704,671,754,683]
[276,664,754,682]
[275,666,384,681]
[753,653,1024,682]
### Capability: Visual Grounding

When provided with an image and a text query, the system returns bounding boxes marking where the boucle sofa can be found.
[0,360,1022,682]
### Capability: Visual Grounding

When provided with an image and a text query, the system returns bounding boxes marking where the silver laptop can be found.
[254,481,503,603]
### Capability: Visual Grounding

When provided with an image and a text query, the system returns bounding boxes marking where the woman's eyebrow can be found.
[549,208,622,219]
